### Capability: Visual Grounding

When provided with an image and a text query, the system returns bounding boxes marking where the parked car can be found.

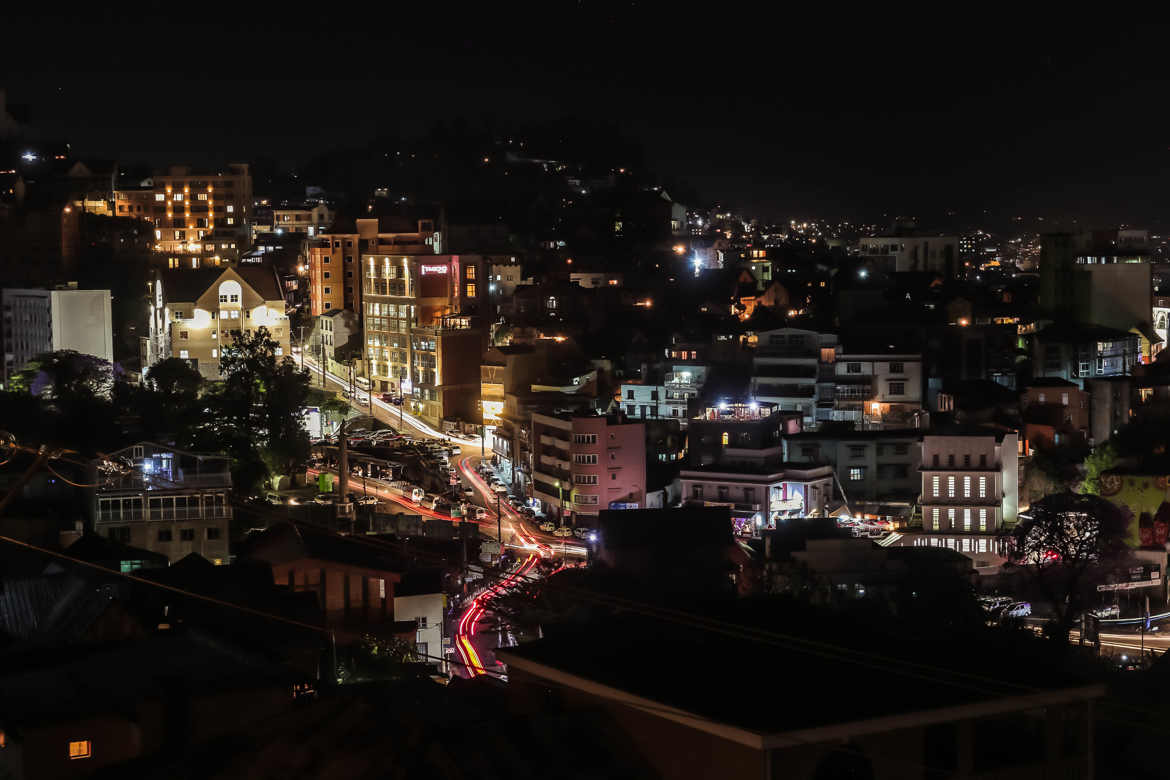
[553,526,574,538]
[462,486,475,497]
[264,492,283,505]
[313,494,335,505]
[474,507,488,521]
[539,521,556,533]
[572,527,591,539]
[447,444,461,455]
[999,602,1032,621]
[353,495,379,506]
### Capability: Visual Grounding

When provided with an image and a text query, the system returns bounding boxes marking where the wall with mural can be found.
[1099,471,1170,547]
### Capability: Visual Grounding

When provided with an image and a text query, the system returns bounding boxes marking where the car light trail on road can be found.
[455,553,540,677]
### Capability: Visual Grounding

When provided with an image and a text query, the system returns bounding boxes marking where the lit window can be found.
[466,265,476,279]
[963,476,971,498]
[931,508,939,530]
[154,193,165,201]
[211,348,217,357]
[179,350,189,359]
[226,217,234,225]
[963,508,971,531]
[979,476,987,498]
[947,476,955,498]
[947,507,956,527]
[275,347,283,356]
[197,193,208,201]
[466,283,476,297]
[226,204,234,213]
[931,475,939,497]
[721,432,729,445]
[849,467,864,481]
[69,740,92,760]
[173,193,183,201]
[979,508,988,531]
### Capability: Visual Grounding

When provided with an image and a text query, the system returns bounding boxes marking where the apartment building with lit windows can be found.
[143,265,290,380]
[530,413,646,528]
[915,429,1018,564]
[113,164,252,267]
[272,202,334,236]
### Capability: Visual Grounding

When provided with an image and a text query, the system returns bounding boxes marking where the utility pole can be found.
[338,416,349,510]
[496,489,502,553]
[299,324,305,373]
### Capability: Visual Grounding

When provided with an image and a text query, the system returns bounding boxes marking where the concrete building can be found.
[751,327,838,429]
[308,214,438,316]
[114,164,252,267]
[830,344,925,429]
[1039,230,1154,339]
[681,402,830,534]
[857,234,958,275]
[393,572,447,670]
[919,429,1018,560]
[488,259,530,299]
[92,442,231,564]
[1032,322,1140,387]
[530,413,646,528]
[1020,377,1089,449]
[1,287,113,388]
[309,308,362,382]
[783,430,922,521]
[1084,377,1133,446]
[498,636,1102,780]
[144,265,290,380]
[272,202,334,236]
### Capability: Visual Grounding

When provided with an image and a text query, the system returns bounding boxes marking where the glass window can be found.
[963,476,971,497]
[979,476,987,498]
[932,475,940,497]
[931,508,940,530]
[947,476,955,497]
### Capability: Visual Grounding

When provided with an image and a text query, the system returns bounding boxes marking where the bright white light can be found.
[718,401,728,411]
[749,401,758,411]
[20,151,37,162]
[859,269,869,279]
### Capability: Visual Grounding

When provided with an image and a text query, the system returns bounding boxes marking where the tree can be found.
[1080,442,1118,495]
[209,327,311,494]
[1005,492,1132,642]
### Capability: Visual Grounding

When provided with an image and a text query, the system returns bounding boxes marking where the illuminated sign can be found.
[420,264,448,275]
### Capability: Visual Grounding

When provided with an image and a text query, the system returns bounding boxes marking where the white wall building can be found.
[393,589,447,670]
[858,235,959,275]
[1,287,113,387]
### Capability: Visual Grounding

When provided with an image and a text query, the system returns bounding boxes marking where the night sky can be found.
[5,7,1169,226]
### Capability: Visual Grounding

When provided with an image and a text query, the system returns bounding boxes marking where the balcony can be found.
[539,434,570,448]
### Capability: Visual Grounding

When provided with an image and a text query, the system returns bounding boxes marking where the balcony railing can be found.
[97,507,231,524]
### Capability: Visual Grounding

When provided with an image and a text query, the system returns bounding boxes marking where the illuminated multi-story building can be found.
[363,252,487,426]
[307,214,437,316]
[114,164,252,268]
[143,265,290,380]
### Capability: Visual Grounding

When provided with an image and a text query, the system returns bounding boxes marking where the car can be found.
[447,444,461,455]
[410,487,426,503]
[462,487,475,497]
[1088,605,1120,619]
[553,526,574,538]
[474,507,488,521]
[354,495,379,506]
[312,494,335,505]
[264,492,283,505]
[573,527,591,539]
[999,602,1032,621]
[519,507,536,519]
[539,521,556,533]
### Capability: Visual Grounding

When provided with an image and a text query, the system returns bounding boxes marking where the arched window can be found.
[218,279,243,305]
